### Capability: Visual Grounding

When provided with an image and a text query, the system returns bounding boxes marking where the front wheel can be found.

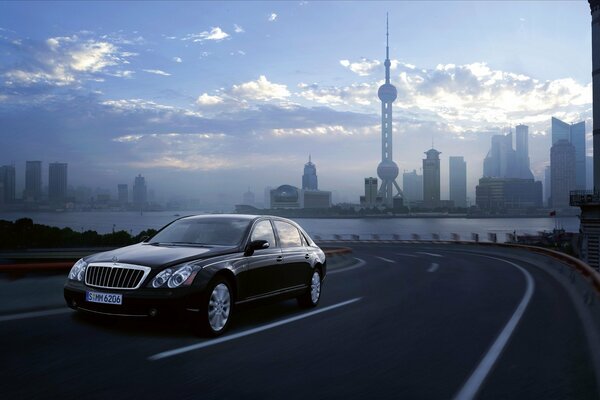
[297,269,322,308]
[195,277,233,337]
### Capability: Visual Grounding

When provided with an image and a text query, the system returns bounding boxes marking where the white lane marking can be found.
[427,263,439,272]
[453,256,535,400]
[416,252,444,258]
[148,297,362,361]
[0,308,72,323]
[375,256,396,263]
[329,258,366,275]
[396,253,419,258]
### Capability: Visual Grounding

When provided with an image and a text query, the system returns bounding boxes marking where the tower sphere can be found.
[377,160,399,181]
[378,83,397,102]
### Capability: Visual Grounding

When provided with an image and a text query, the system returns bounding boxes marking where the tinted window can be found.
[150,218,250,246]
[274,221,302,248]
[250,220,276,246]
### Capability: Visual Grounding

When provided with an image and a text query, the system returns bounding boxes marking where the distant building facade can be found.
[302,156,318,191]
[544,165,552,207]
[360,177,381,207]
[133,174,148,209]
[270,184,331,209]
[515,124,534,179]
[242,188,255,206]
[402,170,423,206]
[552,117,586,190]
[423,148,441,208]
[48,162,67,204]
[449,156,467,208]
[550,139,576,209]
[24,161,42,202]
[476,178,543,210]
[118,184,128,205]
[0,165,16,204]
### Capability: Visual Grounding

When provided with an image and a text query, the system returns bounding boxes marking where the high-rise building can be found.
[0,165,16,203]
[423,148,441,208]
[483,133,518,178]
[118,184,128,205]
[476,178,542,210]
[552,117,586,190]
[550,140,576,209]
[302,155,318,191]
[132,174,147,209]
[449,156,467,208]
[544,165,552,206]
[402,170,423,205]
[24,161,42,202]
[360,177,380,207]
[587,156,594,190]
[48,162,67,203]
[515,124,534,179]
[375,15,403,207]
[242,188,255,206]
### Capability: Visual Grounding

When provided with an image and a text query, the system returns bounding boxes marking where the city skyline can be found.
[0,2,593,204]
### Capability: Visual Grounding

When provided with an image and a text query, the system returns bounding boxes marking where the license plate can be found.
[86,291,122,305]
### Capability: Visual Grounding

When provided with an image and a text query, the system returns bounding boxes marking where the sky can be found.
[0,1,593,206]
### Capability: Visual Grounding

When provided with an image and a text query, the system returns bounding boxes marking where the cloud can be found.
[173,56,182,63]
[196,93,224,106]
[183,27,229,42]
[2,35,136,87]
[231,75,290,101]
[340,58,381,76]
[142,69,171,76]
[233,24,244,33]
[268,13,278,22]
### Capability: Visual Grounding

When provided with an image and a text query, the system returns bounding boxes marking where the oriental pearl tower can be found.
[377,14,403,206]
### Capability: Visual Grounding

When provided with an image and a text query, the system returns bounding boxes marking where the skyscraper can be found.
[550,140,576,209]
[360,177,380,207]
[48,162,67,203]
[242,188,255,206]
[133,174,147,209]
[544,165,552,206]
[423,148,441,208]
[24,161,42,202]
[552,117,586,189]
[302,155,318,191]
[118,184,128,205]
[483,133,517,178]
[515,124,534,179]
[376,14,402,207]
[449,156,467,208]
[402,170,423,205]
[0,165,16,203]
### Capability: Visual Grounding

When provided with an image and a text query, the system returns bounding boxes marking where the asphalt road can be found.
[0,243,598,400]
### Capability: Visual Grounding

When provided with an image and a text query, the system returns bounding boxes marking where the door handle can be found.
[304,254,310,259]
[276,256,283,262]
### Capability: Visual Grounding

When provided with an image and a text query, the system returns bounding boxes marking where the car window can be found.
[274,221,302,248]
[250,220,276,246]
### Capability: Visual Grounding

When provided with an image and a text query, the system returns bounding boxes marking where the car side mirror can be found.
[244,240,270,256]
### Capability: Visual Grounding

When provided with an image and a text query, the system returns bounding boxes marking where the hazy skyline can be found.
[0,1,593,204]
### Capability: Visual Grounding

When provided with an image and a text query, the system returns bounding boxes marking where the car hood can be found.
[84,243,240,269]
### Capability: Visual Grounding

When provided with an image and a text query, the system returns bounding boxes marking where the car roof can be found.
[178,214,298,225]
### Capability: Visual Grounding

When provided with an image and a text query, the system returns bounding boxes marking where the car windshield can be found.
[149,218,251,246]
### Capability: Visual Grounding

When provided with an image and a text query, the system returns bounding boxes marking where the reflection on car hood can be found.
[84,243,239,269]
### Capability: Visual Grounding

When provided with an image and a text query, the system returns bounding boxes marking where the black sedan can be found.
[64,214,326,336]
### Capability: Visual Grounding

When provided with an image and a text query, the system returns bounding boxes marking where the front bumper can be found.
[64,280,205,318]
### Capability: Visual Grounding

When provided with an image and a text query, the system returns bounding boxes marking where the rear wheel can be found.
[297,269,322,308]
[195,277,233,336]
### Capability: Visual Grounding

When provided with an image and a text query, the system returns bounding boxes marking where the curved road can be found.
[0,243,598,399]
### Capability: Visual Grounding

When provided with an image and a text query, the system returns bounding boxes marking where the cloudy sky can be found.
[0,1,593,205]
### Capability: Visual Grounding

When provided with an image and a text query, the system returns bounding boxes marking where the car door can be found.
[239,219,283,300]
[273,220,311,291]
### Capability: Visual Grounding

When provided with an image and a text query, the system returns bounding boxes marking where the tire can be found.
[195,277,233,337]
[297,268,322,308]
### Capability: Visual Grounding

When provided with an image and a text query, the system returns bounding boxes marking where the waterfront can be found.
[0,211,580,241]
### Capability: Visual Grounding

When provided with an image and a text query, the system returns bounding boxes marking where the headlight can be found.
[151,268,173,288]
[149,264,198,289]
[68,259,88,281]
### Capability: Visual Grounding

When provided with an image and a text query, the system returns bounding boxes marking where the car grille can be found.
[85,264,150,290]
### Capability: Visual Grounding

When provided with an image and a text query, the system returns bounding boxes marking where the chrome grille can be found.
[85,263,150,290]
